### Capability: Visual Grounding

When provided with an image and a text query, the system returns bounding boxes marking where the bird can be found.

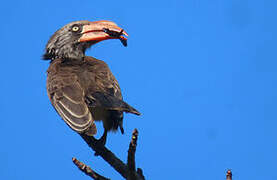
[43,20,140,145]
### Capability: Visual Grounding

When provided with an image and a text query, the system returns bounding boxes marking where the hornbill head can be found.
[43,20,128,60]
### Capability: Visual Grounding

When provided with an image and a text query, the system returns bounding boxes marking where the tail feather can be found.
[121,101,141,115]
[86,92,141,116]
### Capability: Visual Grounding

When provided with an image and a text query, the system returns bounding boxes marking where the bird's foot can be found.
[94,135,107,156]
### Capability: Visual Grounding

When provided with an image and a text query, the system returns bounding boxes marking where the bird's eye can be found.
[72,26,79,32]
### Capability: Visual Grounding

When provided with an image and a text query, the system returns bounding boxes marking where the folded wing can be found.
[85,57,141,116]
[48,78,96,135]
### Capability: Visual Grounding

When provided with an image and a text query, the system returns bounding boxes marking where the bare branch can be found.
[72,129,229,180]
[127,129,138,180]
[137,168,145,180]
[226,170,232,180]
[72,157,110,180]
[79,129,145,180]
[80,134,128,178]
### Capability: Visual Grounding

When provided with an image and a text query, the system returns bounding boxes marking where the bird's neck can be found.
[44,43,87,61]
[52,57,85,65]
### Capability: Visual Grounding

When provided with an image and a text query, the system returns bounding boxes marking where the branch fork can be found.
[73,129,145,180]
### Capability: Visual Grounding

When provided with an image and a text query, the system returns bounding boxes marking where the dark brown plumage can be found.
[44,20,140,145]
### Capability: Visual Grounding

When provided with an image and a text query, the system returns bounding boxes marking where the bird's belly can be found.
[90,107,107,121]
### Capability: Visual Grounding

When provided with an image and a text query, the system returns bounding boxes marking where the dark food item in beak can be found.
[103,28,127,47]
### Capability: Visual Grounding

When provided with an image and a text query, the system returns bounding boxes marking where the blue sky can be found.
[1,0,277,179]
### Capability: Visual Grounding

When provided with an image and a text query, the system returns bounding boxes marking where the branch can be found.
[72,129,230,180]
[127,129,141,180]
[80,134,128,178]
[77,129,145,180]
[226,170,232,180]
[72,157,110,180]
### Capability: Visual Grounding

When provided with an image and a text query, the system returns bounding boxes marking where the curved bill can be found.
[79,20,128,46]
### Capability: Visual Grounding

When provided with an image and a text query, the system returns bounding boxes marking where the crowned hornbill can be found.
[43,20,140,145]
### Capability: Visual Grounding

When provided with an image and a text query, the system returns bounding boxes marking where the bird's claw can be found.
[94,135,106,156]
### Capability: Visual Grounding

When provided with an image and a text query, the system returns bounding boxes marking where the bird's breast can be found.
[90,107,108,121]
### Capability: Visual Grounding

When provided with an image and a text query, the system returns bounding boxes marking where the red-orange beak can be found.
[79,20,128,46]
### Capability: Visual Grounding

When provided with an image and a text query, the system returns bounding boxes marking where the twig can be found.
[226,170,232,180]
[80,134,128,178]
[137,168,145,180]
[79,129,145,180]
[127,129,138,180]
[72,157,110,180]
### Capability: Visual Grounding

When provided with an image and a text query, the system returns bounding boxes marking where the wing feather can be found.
[47,69,96,135]
[85,57,140,116]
